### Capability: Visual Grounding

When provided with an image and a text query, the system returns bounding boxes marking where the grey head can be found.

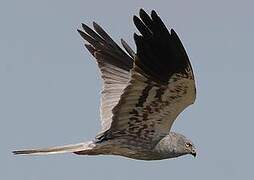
[154,132,196,159]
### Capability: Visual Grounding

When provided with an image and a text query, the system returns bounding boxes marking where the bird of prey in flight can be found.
[13,9,197,160]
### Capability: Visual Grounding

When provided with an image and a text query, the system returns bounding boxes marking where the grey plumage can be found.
[13,9,197,160]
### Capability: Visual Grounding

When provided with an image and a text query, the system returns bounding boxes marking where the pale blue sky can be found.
[1,0,254,179]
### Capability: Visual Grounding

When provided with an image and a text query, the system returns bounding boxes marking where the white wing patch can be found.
[77,22,134,134]
[97,56,131,133]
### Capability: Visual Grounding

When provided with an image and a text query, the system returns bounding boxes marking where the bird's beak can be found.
[191,149,197,157]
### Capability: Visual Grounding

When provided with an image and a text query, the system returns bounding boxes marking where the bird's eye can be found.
[185,142,192,147]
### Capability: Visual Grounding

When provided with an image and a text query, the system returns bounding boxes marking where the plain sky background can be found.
[1,0,254,179]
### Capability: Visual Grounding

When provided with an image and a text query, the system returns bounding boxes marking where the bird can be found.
[13,9,197,160]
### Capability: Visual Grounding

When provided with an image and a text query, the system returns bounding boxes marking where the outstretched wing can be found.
[102,9,196,147]
[78,23,134,133]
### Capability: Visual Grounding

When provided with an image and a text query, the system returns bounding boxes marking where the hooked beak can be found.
[191,149,197,157]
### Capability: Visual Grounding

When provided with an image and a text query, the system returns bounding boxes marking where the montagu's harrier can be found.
[13,9,197,160]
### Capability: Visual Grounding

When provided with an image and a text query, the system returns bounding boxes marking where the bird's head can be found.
[183,140,196,157]
[155,133,197,159]
[161,132,197,158]
[174,133,197,158]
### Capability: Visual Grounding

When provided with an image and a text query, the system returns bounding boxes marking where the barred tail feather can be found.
[13,141,94,155]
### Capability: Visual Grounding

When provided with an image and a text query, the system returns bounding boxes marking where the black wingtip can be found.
[151,10,157,17]
[139,8,147,17]
[77,29,83,36]
[133,15,139,22]
[170,28,176,35]
[121,38,135,59]
[92,21,102,33]
[81,23,89,31]
[133,33,140,42]
[133,15,141,27]
[133,8,192,83]
[139,8,145,14]
[92,21,100,30]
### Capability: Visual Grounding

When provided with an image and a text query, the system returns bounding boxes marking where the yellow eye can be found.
[185,142,192,148]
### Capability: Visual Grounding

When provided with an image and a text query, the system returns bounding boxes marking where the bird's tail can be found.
[13,141,95,155]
